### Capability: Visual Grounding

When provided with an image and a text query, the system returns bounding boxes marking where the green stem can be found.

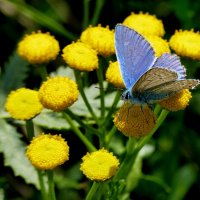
[37,170,48,200]
[90,0,106,25]
[65,109,101,135]
[114,109,169,181]
[8,0,76,40]
[104,126,117,146]
[74,70,99,124]
[83,0,90,29]
[47,171,56,200]
[86,182,101,200]
[37,64,48,81]
[102,91,121,127]
[96,62,105,118]
[25,119,34,140]
[63,112,97,152]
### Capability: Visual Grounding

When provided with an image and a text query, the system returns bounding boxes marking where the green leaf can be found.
[0,189,4,200]
[1,51,29,95]
[168,164,198,200]
[0,119,39,188]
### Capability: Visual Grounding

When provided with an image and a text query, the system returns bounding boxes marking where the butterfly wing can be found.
[132,68,200,103]
[115,24,156,89]
[153,53,186,79]
[133,68,178,92]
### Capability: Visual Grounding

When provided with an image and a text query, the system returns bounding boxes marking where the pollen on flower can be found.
[80,24,115,57]
[62,41,98,71]
[17,31,60,64]
[80,148,120,181]
[159,89,192,111]
[26,134,69,170]
[106,61,125,88]
[5,88,43,120]
[169,29,200,60]
[144,35,170,57]
[113,103,156,138]
[123,12,165,37]
[38,76,79,111]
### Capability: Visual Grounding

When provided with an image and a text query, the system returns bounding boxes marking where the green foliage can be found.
[0,119,39,188]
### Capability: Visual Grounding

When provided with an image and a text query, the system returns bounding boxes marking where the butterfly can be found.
[114,24,200,106]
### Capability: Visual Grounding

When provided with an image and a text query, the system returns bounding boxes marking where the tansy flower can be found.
[106,61,125,88]
[17,31,60,64]
[62,41,98,71]
[80,25,115,57]
[5,88,43,120]
[113,103,156,138]
[123,12,165,37]
[159,89,192,111]
[144,35,170,57]
[80,148,120,181]
[26,134,69,170]
[169,30,200,60]
[38,76,79,111]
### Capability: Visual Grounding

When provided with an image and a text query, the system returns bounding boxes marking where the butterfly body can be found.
[115,24,200,105]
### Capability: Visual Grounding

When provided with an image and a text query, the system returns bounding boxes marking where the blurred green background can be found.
[0,0,200,200]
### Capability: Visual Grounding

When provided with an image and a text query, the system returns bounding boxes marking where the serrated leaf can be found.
[1,51,29,95]
[33,109,72,130]
[0,119,39,188]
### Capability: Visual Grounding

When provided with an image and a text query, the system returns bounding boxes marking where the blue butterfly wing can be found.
[132,67,200,103]
[153,53,186,79]
[115,24,156,89]
[143,79,200,102]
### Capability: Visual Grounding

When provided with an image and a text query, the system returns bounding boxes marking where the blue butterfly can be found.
[115,24,200,106]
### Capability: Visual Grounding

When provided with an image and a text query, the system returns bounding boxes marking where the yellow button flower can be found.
[26,134,69,170]
[38,76,79,111]
[5,88,43,120]
[80,25,115,57]
[144,35,170,57]
[113,103,156,138]
[62,41,98,71]
[106,61,125,88]
[159,89,192,111]
[17,31,60,64]
[80,148,120,181]
[169,30,200,60]
[123,12,165,37]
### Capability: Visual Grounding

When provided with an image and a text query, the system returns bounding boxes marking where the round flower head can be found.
[169,30,200,60]
[159,89,192,111]
[62,41,98,71]
[106,61,125,88]
[17,31,60,64]
[5,88,43,120]
[38,76,79,111]
[80,148,120,181]
[123,12,165,37]
[113,103,156,138]
[80,25,115,57]
[26,134,69,170]
[144,35,170,57]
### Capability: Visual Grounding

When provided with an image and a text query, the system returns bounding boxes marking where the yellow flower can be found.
[26,134,69,170]
[169,30,200,60]
[159,89,192,111]
[113,103,156,138]
[144,35,170,57]
[80,25,115,57]
[38,76,79,111]
[106,61,125,88]
[80,148,120,181]
[62,41,98,71]
[17,31,60,64]
[5,88,43,120]
[123,12,165,37]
